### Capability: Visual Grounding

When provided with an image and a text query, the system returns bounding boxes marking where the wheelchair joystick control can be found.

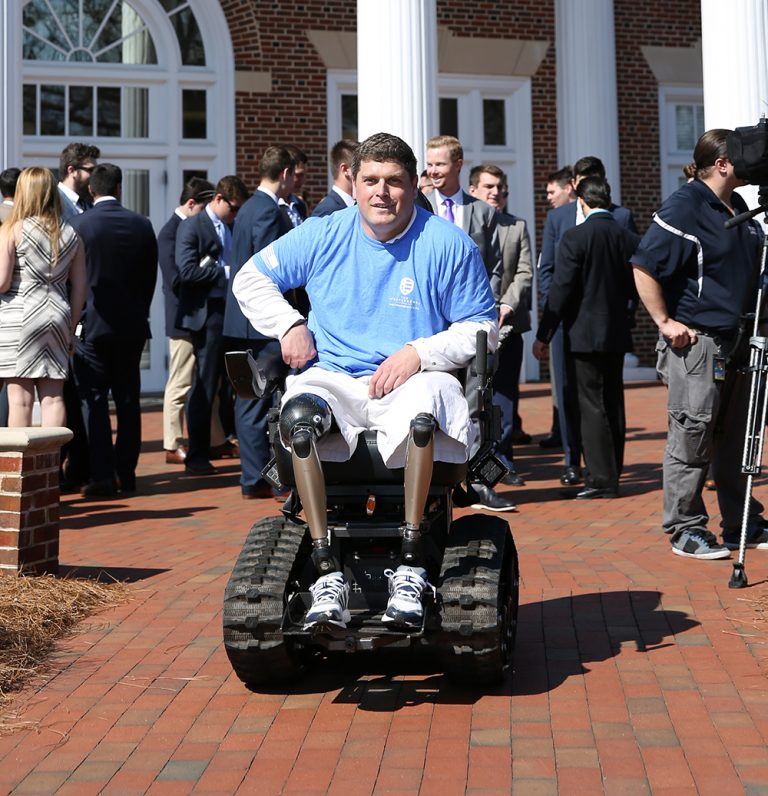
[402,413,436,565]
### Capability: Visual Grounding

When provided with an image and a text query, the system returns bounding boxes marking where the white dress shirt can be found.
[332,185,355,208]
[433,187,465,229]
[58,182,84,213]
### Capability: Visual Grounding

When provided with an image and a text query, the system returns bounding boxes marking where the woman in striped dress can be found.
[0,167,86,426]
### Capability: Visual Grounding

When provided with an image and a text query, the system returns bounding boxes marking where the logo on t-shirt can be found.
[399,277,414,296]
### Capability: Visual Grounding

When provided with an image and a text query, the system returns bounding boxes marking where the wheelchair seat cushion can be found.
[275,430,467,487]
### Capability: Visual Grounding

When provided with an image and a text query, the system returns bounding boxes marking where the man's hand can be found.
[659,319,697,349]
[499,304,513,327]
[369,345,421,398]
[281,323,316,369]
[532,339,549,361]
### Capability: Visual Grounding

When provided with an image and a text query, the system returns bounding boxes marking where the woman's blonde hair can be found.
[6,167,64,262]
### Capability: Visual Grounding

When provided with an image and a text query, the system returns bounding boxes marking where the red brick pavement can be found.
[1,382,768,794]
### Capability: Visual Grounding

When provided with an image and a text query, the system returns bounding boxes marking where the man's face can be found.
[69,160,97,195]
[211,194,242,225]
[426,147,462,196]
[354,159,417,242]
[546,180,573,208]
[293,163,306,193]
[469,172,504,210]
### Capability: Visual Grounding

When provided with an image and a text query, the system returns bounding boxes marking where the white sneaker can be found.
[304,572,351,629]
[382,566,435,626]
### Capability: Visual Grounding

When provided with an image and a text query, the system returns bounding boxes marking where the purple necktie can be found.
[442,197,455,224]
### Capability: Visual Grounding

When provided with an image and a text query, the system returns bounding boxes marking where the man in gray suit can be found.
[57,142,100,222]
[469,164,533,485]
[425,136,514,512]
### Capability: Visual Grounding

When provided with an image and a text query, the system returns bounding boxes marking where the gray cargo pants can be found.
[657,333,764,541]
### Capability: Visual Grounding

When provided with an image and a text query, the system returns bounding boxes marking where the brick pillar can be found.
[0,428,73,575]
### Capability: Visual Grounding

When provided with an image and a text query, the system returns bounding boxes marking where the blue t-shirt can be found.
[251,205,496,376]
[631,179,763,332]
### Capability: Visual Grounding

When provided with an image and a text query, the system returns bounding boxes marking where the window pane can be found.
[182,90,207,139]
[122,169,150,216]
[169,7,206,66]
[97,87,121,137]
[69,85,94,137]
[439,98,458,137]
[483,99,506,146]
[93,4,157,64]
[23,33,67,62]
[124,87,149,138]
[23,85,37,136]
[40,85,65,136]
[341,94,358,141]
[695,105,705,140]
[675,105,695,151]
[183,169,208,184]
[23,3,71,53]
[83,0,121,47]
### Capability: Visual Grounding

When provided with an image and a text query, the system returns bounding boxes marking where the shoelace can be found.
[309,572,346,606]
[691,529,720,547]
[384,568,436,604]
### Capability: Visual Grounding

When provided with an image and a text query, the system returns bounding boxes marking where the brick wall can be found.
[614,0,702,364]
[0,432,71,576]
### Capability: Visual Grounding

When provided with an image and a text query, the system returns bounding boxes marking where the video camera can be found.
[727,116,768,186]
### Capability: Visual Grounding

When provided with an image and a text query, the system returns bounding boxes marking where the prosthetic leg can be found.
[384,413,437,625]
[279,393,350,626]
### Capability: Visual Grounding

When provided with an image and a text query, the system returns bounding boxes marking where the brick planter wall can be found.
[0,428,73,576]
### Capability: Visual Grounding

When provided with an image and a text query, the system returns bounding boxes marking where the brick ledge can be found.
[0,427,73,452]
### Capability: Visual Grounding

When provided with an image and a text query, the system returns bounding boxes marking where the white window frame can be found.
[658,84,704,200]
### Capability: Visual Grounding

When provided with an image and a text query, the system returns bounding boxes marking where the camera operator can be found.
[632,129,767,560]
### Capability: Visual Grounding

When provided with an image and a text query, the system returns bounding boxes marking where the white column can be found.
[356,0,438,172]
[701,0,768,209]
[555,0,621,201]
[1,0,21,170]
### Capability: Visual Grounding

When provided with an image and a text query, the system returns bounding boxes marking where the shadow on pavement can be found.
[61,505,218,530]
[241,589,698,710]
[59,564,170,582]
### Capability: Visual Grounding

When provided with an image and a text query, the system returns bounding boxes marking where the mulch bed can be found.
[0,572,129,725]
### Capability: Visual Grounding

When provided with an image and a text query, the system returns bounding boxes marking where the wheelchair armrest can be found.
[225,348,289,400]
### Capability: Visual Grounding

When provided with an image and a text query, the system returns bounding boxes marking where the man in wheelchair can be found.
[232,132,498,630]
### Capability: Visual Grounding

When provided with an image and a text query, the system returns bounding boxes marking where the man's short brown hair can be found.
[469,163,506,188]
[330,139,359,178]
[259,146,295,181]
[351,133,417,180]
[546,166,573,187]
[215,175,249,203]
[426,135,463,161]
[59,142,100,180]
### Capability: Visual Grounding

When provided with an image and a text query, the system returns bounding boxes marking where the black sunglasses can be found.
[223,198,241,213]
[77,165,95,174]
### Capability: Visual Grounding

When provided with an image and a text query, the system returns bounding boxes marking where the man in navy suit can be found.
[311,139,359,218]
[538,156,637,487]
[157,177,215,464]
[226,147,297,499]
[70,164,157,497]
[175,175,249,475]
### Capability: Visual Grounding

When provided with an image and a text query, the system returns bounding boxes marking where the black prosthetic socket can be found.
[401,527,423,566]
[311,538,338,575]
[411,413,437,447]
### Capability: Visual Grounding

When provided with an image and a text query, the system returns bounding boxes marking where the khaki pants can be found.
[163,337,225,451]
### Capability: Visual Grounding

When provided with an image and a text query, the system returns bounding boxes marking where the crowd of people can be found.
[0,125,764,567]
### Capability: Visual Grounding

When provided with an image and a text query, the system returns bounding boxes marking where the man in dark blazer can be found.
[70,163,157,497]
[157,177,215,464]
[225,146,296,499]
[425,135,513,512]
[175,175,248,475]
[535,177,640,499]
[538,155,638,487]
[311,139,359,218]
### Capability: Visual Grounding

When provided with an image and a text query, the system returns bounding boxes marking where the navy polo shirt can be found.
[632,179,763,333]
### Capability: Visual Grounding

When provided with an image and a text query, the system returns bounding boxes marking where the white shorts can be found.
[281,366,473,468]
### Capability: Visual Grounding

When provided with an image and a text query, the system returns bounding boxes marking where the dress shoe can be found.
[560,466,582,486]
[574,486,618,500]
[469,483,518,512]
[185,459,217,476]
[510,430,533,445]
[501,469,525,486]
[539,434,563,450]
[165,446,187,465]
[242,483,274,499]
[211,439,240,460]
[81,479,117,498]
[117,475,137,495]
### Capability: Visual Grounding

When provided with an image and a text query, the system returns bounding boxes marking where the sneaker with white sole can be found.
[304,571,351,629]
[672,529,730,560]
[382,565,435,626]
[723,528,768,551]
